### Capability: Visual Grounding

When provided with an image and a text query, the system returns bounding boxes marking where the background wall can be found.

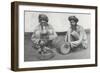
[25,11,91,32]
[0,0,99,73]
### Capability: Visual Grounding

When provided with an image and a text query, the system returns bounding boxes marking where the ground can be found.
[24,31,90,61]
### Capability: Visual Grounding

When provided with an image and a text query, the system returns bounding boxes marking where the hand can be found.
[70,42,79,48]
[33,39,40,44]
[40,40,45,45]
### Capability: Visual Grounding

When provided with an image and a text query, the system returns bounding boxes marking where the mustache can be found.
[40,22,48,26]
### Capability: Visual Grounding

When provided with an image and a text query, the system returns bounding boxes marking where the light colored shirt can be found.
[31,24,57,42]
[65,25,88,48]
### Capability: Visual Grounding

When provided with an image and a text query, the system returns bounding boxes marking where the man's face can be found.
[40,20,47,26]
[70,20,76,26]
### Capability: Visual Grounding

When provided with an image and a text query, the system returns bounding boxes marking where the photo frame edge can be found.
[11,1,98,71]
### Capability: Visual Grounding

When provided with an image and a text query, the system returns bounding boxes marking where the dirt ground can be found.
[24,32,90,62]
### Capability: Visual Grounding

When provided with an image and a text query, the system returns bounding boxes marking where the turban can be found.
[68,16,78,23]
[39,14,48,22]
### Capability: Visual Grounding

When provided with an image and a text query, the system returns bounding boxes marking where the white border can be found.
[18,5,96,68]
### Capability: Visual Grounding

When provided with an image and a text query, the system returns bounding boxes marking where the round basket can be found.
[58,43,70,55]
[53,36,71,55]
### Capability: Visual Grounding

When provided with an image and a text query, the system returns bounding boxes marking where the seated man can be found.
[65,16,88,49]
[31,14,57,54]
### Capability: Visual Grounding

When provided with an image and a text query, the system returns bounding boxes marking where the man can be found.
[31,14,57,54]
[65,16,88,49]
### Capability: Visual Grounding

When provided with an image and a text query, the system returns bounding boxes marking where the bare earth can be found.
[24,32,90,61]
